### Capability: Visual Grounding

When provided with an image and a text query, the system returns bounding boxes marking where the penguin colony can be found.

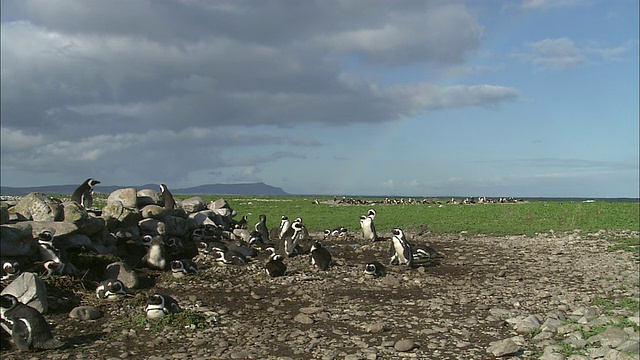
[0,180,444,352]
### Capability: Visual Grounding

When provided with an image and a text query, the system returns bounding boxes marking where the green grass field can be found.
[173,195,639,237]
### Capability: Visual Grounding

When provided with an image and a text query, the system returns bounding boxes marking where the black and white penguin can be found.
[0,294,65,351]
[412,243,443,262]
[71,178,100,209]
[278,215,291,240]
[144,293,181,319]
[248,231,268,249]
[390,228,413,267]
[310,241,332,271]
[264,247,287,277]
[212,248,247,266]
[142,237,169,270]
[37,231,67,276]
[255,214,270,243]
[1,261,21,282]
[159,184,176,210]
[364,261,387,277]
[367,208,376,220]
[95,279,129,300]
[283,220,306,257]
[359,214,378,242]
[170,259,199,278]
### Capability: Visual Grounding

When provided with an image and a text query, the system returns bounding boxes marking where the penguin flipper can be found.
[36,337,65,350]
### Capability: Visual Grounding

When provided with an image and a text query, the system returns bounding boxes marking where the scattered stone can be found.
[69,306,103,320]
[394,339,416,352]
[487,338,520,357]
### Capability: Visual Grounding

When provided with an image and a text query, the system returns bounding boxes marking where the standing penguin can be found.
[255,214,270,243]
[390,228,413,267]
[283,220,306,257]
[310,241,332,271]
[359,213,378,242]
[0,294,65,351]
[159,184,176,210]
[144,293,181,319]
[278,215,291,240]
[264,247,287,277]
[71,178,100,209]
[142,237,169,270]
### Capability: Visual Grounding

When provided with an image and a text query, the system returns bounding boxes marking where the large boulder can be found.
[104,261,139,289]
[1,272,49,314]
[1,205,9,224]
[107,188,138,210]
[163,215,188,237]
[61,201,89,223]
[140,205,166,219]
[13,192,64,221]
[29,221,78,238]
[136,189,161,207]
[188,211,218,228]
[0,223,37,258]
[75,216,106,237]
[181,197,206,214]
[101,201,142,227]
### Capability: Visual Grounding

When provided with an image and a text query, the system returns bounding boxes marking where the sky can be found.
[1,0,638,198]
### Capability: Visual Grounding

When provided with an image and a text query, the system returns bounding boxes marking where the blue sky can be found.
[1,0,638,197]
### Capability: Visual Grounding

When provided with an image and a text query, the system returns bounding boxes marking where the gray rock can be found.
[0,223,37,258]
[69,306,102,320]
[137,189,161,207]
[293,313,314,324]
[102,202,141,227]
[539,354,566,360]
[514,314,541,333]
[163,215,188,237]
[75,216,106,237]
[14,192,64,221]
[393,339,416,352]
[180,197,207,214]
[1,206,9,224]
[1,272,49,314]
[61,201,89,223]
[104,261,140,289]
[107,188,138,209]
[487,338,520,357]
[364,322,387,333]
[587,326,629,347]
[29,220,79,238]
[140,205,166,219]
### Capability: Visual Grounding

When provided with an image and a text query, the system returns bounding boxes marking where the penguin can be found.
[309,241,332,271]
[142,237,169,270]
[367,208,376,220]
[43,260,65,276]
[283,220,305,257]
[364,261,386,277]
[1,261,21,282]
[323,229,332,239]
[159,184,176,210]
[212,248,247,266]
[144,293,181,319]
[411,243,443,262]
[36,231,67,276]
[248,231,267,249]
[255,214,270,243]
[390,228,413,267]
[0,294,65,351]
[170,259,199,278]
[96,279,129,300]
[71,178,100,209]
[338,227,349,238]
[278,215,293,240]
[360,214,378,242]
[264,247,287,277]
[233,214,250,230]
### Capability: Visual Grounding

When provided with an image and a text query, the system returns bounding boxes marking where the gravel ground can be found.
[1,228,638,360]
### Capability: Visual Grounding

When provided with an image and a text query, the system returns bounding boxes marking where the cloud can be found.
[517,38,586,70]
[475,157,636,170]
[519,0,593,10]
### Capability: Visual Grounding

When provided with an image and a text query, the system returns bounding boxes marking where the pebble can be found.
[393,339,416,352]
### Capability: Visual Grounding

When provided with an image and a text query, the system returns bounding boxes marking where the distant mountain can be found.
[0,182,289,196]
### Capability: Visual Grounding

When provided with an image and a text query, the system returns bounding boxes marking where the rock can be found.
[1,272,49,314]
[364,322,387,333]
[137,189,161,207]
[163,215,188,237]
[293,313,314,324]
[69,306,102,320]
[539,354,566,360]
[487,338,520,357]
[102,202,141,227]
[107,188,138,209]
[587,326,629,347]
[14,192,64,221]
[393,339,416,352]
[140,205,166,219]
[1,206,9,224]
[75,216,106,236]
[0,223,37,258]
[104,261,140,289]
[180,197,206,214]
[514,314,541,333]
[29,220,79,238]
[61,201,89,223]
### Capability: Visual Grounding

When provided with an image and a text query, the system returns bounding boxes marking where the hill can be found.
[0,182,289,196]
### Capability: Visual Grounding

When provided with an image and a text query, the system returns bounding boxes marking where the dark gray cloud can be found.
[1,0,520,186]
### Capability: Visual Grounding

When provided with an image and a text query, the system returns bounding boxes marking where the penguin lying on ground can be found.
[0,294,65,351]
[96,279,130,300]
[264,247,287,277]
[144,293,181,319]
[364,261,387,277]
[170,259,199,278]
